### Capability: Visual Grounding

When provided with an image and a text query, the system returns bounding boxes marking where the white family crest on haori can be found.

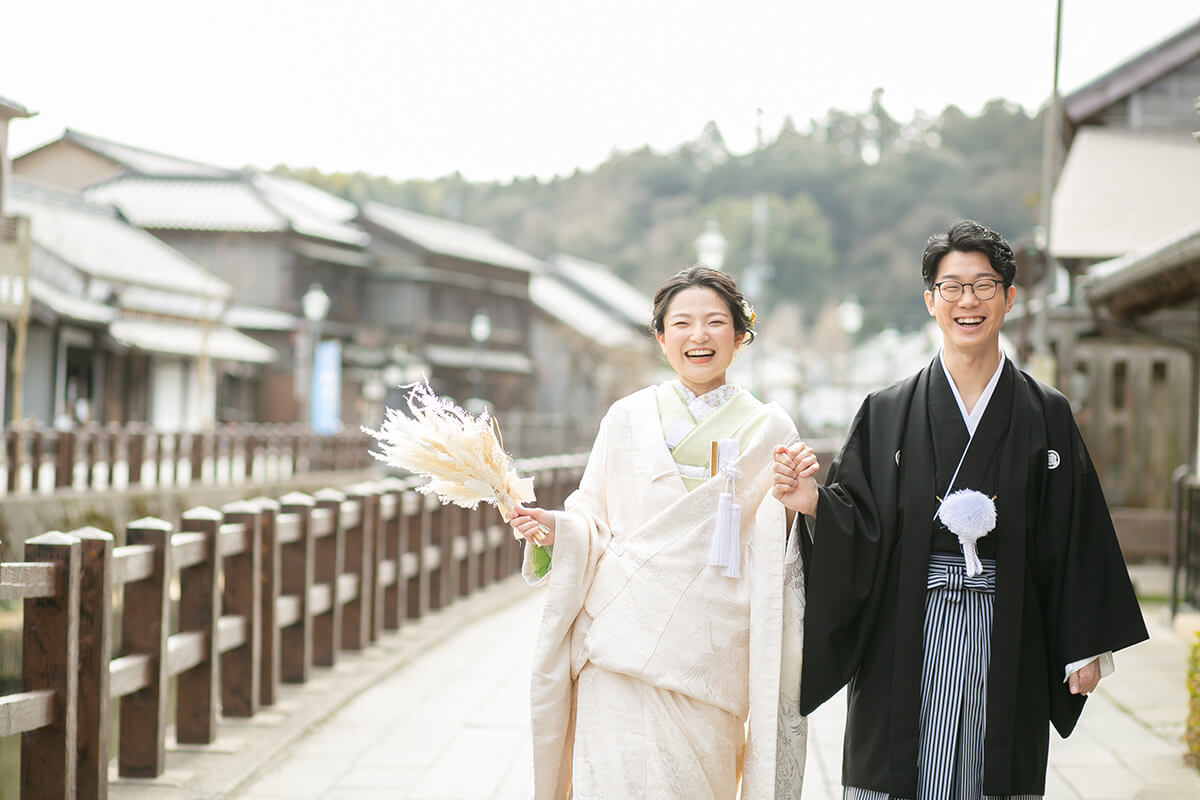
[361,382,543,539]
[935,489,996,577]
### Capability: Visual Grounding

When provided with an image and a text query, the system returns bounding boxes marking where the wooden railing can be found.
[0,423,373,496]
[1174,470,1200,616]
[0,453,586,799]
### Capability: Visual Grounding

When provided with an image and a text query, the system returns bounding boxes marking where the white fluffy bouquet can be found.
[361,382,545,541]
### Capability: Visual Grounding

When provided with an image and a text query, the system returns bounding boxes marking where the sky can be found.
[3,1,1198,183]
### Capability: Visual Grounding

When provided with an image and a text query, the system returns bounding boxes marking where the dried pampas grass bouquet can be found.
[361,382,546,542]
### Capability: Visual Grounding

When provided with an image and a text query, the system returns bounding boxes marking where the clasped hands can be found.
[772,442,821,517]
[508,443,821,546]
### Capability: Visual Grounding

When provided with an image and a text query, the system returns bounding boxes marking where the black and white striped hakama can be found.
[844,553,1041,800]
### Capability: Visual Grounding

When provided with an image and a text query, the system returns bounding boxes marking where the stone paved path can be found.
[233,589,1200,800]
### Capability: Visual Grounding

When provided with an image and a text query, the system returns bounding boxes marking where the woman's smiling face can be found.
[656,286,744,395]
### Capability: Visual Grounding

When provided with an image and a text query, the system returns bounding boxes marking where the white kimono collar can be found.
[937,349,1006,437]
[673,381,742,423]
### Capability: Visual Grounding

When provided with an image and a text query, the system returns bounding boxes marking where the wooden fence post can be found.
[72,527,113,800]
[250,496,282,706]
[54,428,74,490]
[222,500,263,717]
[421,494,441,613]
[0,426,10,496]
[177,507,222,744]
[22,531,81,799]
[108,422,128,491]
[342,486,375,650]
[312,488,345,665]
[279,492,315,683]
[377,479,406,631]
[120,518,172,777]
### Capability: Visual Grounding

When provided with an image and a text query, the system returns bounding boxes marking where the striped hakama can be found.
[845,553,1040,800]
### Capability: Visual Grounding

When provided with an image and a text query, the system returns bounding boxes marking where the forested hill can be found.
[279,94,1044,334]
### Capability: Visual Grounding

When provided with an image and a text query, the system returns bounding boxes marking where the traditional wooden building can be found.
[526,253,661,452]
[0,95,36,424]
[15,130,371,425]
[7,176,274,428]
[1041,19,1200,557]
[356,202,541,417]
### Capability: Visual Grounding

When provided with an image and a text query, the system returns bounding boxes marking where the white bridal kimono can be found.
[524,383,807,799]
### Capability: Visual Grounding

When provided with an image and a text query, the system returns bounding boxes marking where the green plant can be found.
[1187,630,1200,769]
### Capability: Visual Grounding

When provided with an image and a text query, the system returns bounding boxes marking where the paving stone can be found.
[221,582,1200,800]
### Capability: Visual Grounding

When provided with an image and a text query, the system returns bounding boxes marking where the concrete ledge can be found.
[107,573,534,800]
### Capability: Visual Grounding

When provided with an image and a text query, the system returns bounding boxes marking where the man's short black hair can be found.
[921,220,1017,289]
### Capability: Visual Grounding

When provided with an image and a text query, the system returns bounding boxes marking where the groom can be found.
[774,219,1148,799]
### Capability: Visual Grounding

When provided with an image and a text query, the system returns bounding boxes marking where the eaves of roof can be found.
[63,128,235,178]
[1083,222,1200,319]
[361,202,542,273]
[1063,18,1200,125]
[0,95,35,120]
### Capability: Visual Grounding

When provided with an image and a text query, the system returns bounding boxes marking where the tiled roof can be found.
[9,178,232,299]
[1064,19,1200,126]
[530,273,646,349]
[47,132,369,247]
[224,303,300,331]
[64,129,233,178]
[252,173,369,246]
[86,177,288,232]
[119,285,226,321]
[549,253,653,330]
[1051,128,1200,260]
[110,318,276,364]
[30,278,115,324]
[423,343,533,374]
[83,173,370,247]
[361,202,543,273]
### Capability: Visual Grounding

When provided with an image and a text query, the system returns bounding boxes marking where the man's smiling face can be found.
[924,250,1015,357]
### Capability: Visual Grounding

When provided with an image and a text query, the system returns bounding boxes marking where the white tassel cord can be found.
[935,489,996,577]
[361,381,549,542]
[708,439,742,579]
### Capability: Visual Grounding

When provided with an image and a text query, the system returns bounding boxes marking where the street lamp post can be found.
[469,309,492,414]
[695,219,727,270]
[300,282,330,431]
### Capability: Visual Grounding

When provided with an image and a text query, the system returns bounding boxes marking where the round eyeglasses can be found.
[931,278,1003,302]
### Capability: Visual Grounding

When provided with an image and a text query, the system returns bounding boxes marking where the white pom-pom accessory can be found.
[936,489,997,577]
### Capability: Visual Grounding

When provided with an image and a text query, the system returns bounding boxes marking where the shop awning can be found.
[1051,128,1200,261]
[423,343,533,374]
[31,278,115,324]
[109,319,276,364]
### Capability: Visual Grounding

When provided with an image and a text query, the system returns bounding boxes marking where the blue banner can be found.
[311,340,341,435]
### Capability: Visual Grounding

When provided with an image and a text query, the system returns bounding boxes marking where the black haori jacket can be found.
[798,358,1148,797]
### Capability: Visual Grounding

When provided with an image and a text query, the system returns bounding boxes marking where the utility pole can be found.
[1031,0,1064,386]
[747,108,772,398]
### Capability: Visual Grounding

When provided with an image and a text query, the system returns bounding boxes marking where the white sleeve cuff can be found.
[1063,651,1114,682]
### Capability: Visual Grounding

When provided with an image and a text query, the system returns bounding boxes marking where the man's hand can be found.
[772,443,820,518]
[1068,659,1101,695]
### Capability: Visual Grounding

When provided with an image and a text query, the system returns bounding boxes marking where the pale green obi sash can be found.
[530,383,769,578]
